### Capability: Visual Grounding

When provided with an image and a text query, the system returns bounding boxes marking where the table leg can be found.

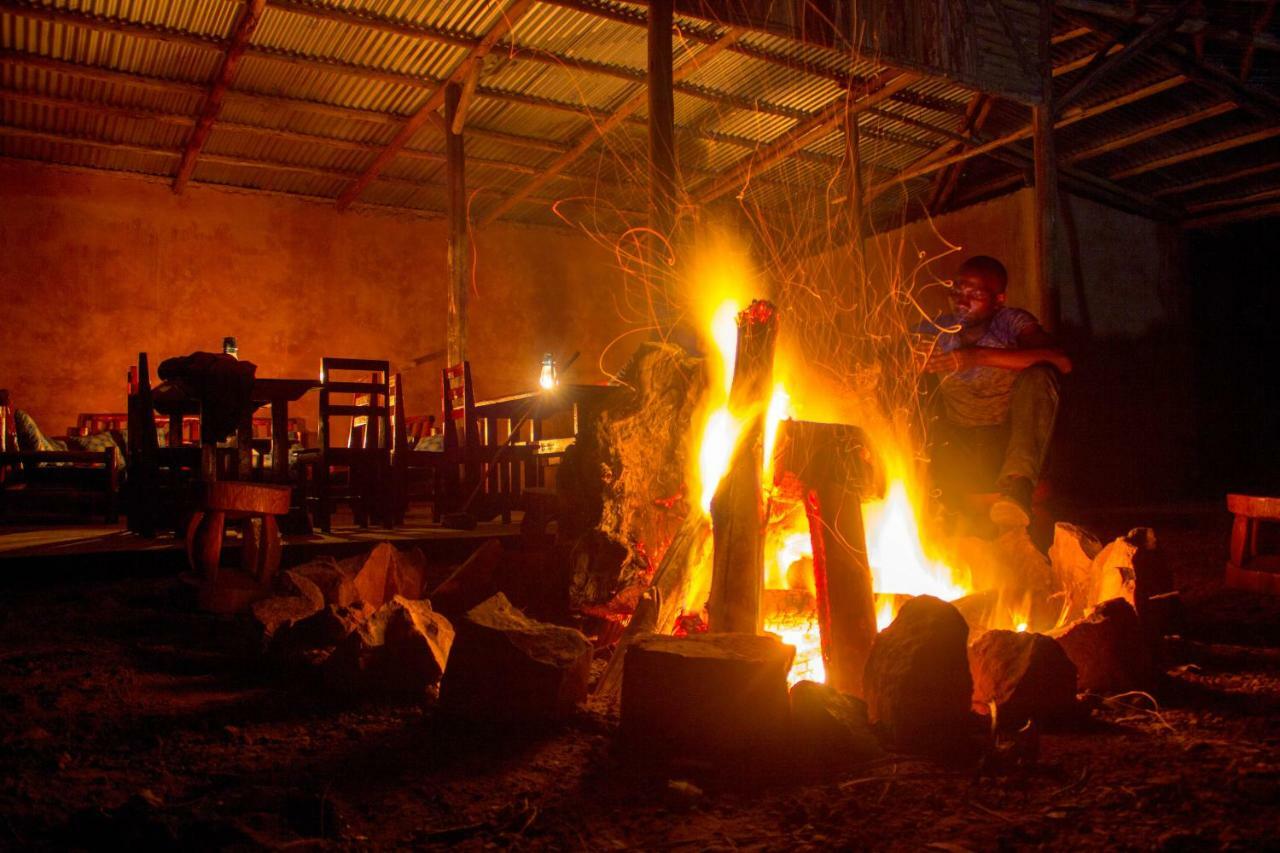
[271,399,290,483]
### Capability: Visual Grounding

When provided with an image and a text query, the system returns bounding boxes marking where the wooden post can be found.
[708,301,778,634]
[648,0,676,241]
[845,112,866,262]
[445,82,468,368]
[774,420,879,697]
[1033,5,1061,331]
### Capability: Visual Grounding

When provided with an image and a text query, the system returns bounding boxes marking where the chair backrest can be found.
[0,389,14,452]
[441,362,476,451]
[318,358,390,453]
[389,372,409,457]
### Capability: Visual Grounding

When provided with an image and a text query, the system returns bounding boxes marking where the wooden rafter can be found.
[864,74,1186,202]
[929,92,992,213]
[1184,200,1280,229]
[335,0,536,210]
[479,26,746,227]
[1185,185,1280,215]
[693,71,919,204]
[1063,101,1235,164]
[1056,0,1192,113]
[0,124,650,218]
[1151,159,1280,197]
[1110,126,1280,179]
[1057,0,1280,54]
[173,0,265,193]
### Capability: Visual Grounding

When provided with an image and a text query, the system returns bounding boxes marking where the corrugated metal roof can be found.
[2,0,1278,230]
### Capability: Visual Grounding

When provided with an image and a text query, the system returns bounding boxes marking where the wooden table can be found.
[473,383,624,443]
[251,378,321,482]
[153,376,319,482]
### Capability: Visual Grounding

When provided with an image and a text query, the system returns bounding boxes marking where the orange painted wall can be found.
[0,160,635,437]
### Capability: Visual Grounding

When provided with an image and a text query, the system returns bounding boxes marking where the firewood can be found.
[595,510,711,698]
[708,300,778,634]
[774,419,879,696]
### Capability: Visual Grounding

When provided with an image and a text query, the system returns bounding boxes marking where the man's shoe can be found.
[990,476,1033,528]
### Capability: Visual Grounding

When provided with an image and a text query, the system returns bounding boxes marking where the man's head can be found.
[951,255,1008,327]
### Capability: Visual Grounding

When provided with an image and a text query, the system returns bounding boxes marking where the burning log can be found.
[708,300,778,634]
[595,511,711,698]
[773,419,879,696]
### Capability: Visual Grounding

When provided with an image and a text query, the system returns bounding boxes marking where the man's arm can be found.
[925,322,1072,374]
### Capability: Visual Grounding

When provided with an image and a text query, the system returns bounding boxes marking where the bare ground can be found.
[2,506,1278,851]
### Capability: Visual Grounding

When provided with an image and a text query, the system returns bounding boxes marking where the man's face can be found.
[950,272,1004,327]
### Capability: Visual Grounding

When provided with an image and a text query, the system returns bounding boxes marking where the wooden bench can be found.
[1226,493,1280,594]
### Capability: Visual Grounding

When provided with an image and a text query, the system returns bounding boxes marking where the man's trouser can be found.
[928,364,1061,506]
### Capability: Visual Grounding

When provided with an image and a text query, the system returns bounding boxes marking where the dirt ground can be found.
[2,505,1279,850]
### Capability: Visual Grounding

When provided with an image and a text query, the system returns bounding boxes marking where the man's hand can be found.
[924,349,977,373]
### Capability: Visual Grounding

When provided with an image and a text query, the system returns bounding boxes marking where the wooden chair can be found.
[125,354,202,536]
[441,362,534,525]
[389,373,452,524]
[1226,494,1280,594]
[300,358,392,532]
[0,390,119,523]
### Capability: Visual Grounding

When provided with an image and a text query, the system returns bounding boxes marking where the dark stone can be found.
[969,630,1078,728]
[620,632,794,759]
[274,603,371,653]
[789,680,883,762]
[1050,597,1152,693]
[431,539,504,619]
[862,595,973,751]
[250,594,321,649]
[440,593,591,719]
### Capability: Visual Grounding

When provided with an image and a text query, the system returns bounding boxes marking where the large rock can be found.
[250,594,322,649]
[289,544,431,611]
[969,630,1078,728]
[621,632,794,759]
[789,680,883,763]
[440,593,591,720]
[275,603,371,654]
[1050,598,1152,693]
[323,596,453,694]
[1049,522,1104,623]
[863,595,973,751]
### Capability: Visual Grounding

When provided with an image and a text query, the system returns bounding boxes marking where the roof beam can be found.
[334,0,537,210]
[693,71,919,204]
[479,26,746,226]
[1063,101,1235,164]
[173,0,265,192]
[0,124,636,216]
[1151,159,1280,197]
[1185,185,1280,215]
[1184,200,1280,229]
[863,74,1186,200]
[929,92,992,213]
[1110,126,1280,179]
[1056,0,1192,113]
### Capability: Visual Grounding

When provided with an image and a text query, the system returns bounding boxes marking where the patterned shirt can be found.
[932,306,1038,427]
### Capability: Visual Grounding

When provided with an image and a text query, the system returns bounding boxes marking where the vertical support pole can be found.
[648,0,676,239]
[1033,4,1061,331]
[648,0,677,329]
[445,82,469,368]
[845,112,866,263]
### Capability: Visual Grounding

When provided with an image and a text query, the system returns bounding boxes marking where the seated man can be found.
[921,255,1071,527]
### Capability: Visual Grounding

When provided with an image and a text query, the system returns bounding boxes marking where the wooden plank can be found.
[1057,0,1280,54]
[929,91,991,213]
[1110,126,1280,180]
[445,82,468,368]
[1185,185,1280,214]
[846,113,865,257]
[480,26,744,226]
[1240,0,1278,82]
[1064,102,1236,164]
[450,56,484,136]
[173,0,266,193]
[335,0,536,210]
